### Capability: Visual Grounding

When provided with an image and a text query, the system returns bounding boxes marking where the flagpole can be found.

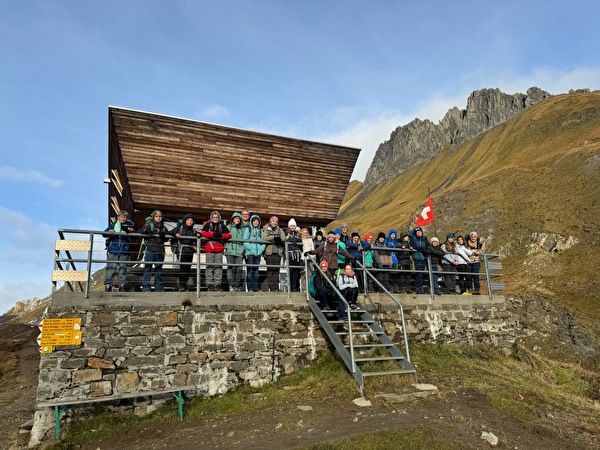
[428,187,437,238]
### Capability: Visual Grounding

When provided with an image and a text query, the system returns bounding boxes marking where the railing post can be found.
[427,254,435,301]
[284,241,291,297]
[85,232,94,299]
[196,236,202,298]
[361,253,367,297]
[483,253,493,300]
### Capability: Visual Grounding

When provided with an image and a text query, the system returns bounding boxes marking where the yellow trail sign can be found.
[39,318,82,346]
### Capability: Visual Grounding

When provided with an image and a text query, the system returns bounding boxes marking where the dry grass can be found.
[335,92,600,322]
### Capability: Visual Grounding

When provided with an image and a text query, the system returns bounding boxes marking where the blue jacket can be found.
[105,220,134,255]
[409,228,429,261]
[384,229,399,265]
[243,215,266,256]
[346,239,371,261]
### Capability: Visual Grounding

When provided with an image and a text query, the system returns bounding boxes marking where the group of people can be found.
[103,210,484,299]
[304,223,484,320]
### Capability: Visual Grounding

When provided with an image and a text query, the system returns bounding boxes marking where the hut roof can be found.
[108,107,360,227]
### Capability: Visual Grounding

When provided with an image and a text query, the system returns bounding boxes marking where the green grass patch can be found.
[60,403,178,446]
[186,353,357,420]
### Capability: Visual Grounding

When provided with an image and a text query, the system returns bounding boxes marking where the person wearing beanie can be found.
[455,235,474,295]
[396,233,413,293]
[201,210,232,291]
[363,233,376,292]
[263,216,288,292]
[306,230,353,273]
[285,218,303,292]
[224,212,245,292]
[372,231,392,292]
[243,215,265,292]
[339,223,351,246]
[408,226,429,294]
[103,210,135,292]
[312,259,336,310]
[139,209,167,292]
[313,229,324,249]
[346,231,371,290]
[173,213,201,291]
[440,233,460,294]
[334,228,350,268]
[428,237,444,295]
[466,231,484,295]
[384,229,400,291]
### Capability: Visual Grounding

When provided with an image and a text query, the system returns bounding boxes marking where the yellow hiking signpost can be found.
[37,318,82,353]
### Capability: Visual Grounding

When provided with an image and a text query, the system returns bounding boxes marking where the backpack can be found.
[308,270,318,298]
[170,219,183,255]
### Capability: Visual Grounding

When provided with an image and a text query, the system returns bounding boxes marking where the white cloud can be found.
[194,103,230,121]
[322,112,410,181]
[492,66,600,95]
[0,165,63,187]
[323,66,600,182]
[0,206,58,313]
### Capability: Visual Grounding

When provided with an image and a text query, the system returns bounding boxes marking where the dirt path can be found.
[77,386,595,450]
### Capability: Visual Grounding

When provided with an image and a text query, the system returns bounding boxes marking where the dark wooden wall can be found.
[108,107,360,228]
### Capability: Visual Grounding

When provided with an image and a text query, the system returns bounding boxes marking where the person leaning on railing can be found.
[466,231,484,295]
[103,210,135,292]
[139,210,168,292]
[225,212,246,292]
[243,214,265,292]
[263,216,288,292]
[173,213,201,292]
[428,237,445,296]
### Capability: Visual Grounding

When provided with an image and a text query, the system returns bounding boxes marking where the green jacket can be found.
[225,212,245,257]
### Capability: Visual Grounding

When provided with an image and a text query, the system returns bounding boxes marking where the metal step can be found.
[335,330,384,336]
[362,369,416,377]
[354,356,405,363]
[344,343,393,348]
[328,320,374,325]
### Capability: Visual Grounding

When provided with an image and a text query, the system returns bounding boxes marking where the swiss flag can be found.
[415,196,435,227]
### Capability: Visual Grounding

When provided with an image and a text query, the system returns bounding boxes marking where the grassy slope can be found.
[335,92,600,320]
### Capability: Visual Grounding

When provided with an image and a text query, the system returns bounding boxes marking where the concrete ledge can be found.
[51,290,505,310]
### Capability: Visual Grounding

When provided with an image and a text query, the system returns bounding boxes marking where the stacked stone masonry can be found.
[37,295,515,407]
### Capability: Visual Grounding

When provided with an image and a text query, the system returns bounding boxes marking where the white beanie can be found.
[288,218,297,227]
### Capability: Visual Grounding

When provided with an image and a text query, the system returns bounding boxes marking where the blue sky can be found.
[1,0,599,313]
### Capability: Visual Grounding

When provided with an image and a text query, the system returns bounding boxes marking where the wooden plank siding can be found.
[108,107,360,228]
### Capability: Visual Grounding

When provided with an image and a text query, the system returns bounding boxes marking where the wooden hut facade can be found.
[107,107,360,227]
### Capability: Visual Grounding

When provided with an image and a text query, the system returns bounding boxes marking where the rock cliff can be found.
[363,87,551,188]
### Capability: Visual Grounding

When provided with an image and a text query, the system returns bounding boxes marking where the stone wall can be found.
[36,302,324,405]
[30,291,514,446]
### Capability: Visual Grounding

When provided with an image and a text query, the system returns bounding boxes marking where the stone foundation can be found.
[30,291,513,446]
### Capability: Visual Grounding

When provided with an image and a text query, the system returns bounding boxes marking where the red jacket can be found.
[201,221,231,253]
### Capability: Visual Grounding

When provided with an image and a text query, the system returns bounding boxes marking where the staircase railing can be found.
[305,257,416,394]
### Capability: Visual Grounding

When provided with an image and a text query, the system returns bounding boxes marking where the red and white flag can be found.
[415,196,435,227]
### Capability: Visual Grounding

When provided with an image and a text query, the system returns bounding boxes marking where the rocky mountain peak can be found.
[363,87,551,189]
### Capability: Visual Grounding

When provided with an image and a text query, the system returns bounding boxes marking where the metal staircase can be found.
[306,260,417,395]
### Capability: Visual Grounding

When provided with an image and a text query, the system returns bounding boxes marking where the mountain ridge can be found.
[363,86,552,189]
[335,90,600,328]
